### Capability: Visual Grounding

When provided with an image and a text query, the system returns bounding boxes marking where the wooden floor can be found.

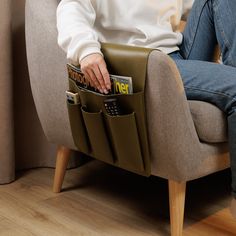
[0,161,236,236]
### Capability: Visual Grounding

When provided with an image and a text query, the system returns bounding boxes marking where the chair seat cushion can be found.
[189,101,227,143]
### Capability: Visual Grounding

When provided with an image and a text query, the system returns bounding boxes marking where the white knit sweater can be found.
[57,0,193,64]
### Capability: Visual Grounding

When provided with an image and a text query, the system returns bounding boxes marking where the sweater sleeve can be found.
[57,0,102,65]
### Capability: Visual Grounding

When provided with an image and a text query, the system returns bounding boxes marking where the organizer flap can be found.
[101,43,154,92]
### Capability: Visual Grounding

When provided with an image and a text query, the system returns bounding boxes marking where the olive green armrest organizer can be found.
[67,43,155,176]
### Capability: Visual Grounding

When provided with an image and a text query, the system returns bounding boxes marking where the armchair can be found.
[25,0,230,235]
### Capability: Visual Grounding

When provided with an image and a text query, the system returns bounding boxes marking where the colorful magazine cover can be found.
[67,63,133,95]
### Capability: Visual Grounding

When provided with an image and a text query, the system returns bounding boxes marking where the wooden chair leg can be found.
[53,146,71,193]
[168,180,186,236]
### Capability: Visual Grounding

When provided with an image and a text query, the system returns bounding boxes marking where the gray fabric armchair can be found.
[25,0,230,235]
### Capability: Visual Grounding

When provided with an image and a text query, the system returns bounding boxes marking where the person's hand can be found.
[80,53,111,94]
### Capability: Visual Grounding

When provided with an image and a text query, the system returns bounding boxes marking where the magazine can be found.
[67,63,133,95]
[110,74,133,94]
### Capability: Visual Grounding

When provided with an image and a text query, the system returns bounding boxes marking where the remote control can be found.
[104,98,122,116]
[66,91,79,104]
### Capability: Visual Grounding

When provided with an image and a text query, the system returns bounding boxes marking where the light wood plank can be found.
[0,216,36,236]
[184,209,236,236]
[0,162,235,236]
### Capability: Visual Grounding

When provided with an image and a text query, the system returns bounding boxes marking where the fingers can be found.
[93,65,109,94]
[83,70,101,92]
[80,53,111,94]
[99,60,111,91]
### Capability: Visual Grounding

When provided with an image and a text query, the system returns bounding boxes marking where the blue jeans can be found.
[169,0,236,197]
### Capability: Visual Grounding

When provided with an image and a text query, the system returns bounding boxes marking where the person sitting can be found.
[57,0,236,217]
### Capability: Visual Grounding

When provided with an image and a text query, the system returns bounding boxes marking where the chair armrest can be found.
[25,0,76,149]
[146,51,204,181]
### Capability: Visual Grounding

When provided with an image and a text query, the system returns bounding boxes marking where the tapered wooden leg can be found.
[53,146,71,193]
[168,180,186,236]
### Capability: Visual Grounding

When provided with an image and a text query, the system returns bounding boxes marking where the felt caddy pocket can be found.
[66,43,155,176]
[67,101,90,154]
[105,111,144,173]
[78,86,150,175]
[81,106,114,164]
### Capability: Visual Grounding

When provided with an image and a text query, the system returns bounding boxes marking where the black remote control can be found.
[104,98,122,116]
